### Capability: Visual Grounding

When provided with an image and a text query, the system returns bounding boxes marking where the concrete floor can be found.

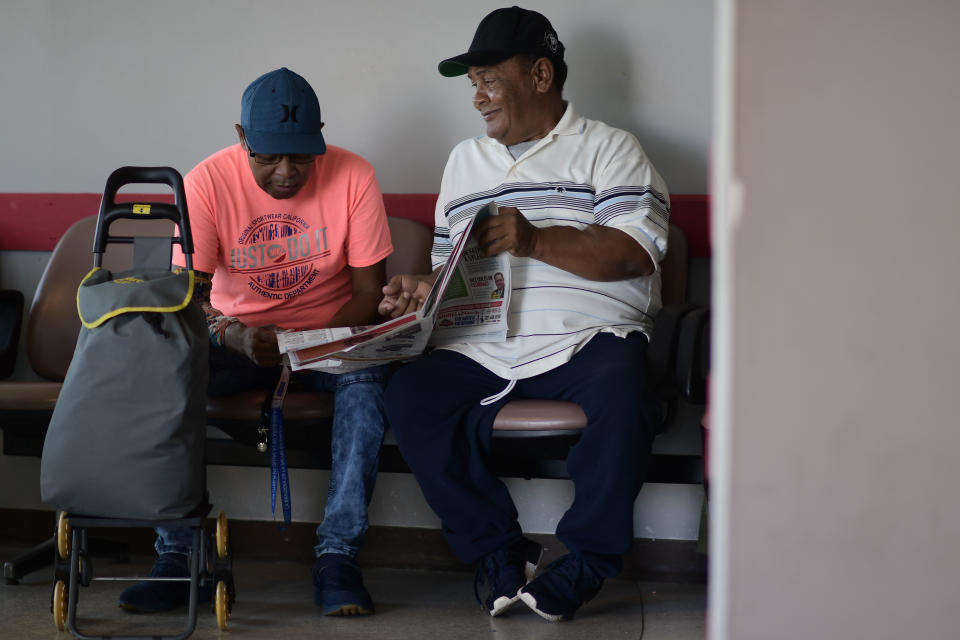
[0,545,706,639]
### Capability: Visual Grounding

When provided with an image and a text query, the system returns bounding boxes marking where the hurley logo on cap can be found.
[280,105,299,123]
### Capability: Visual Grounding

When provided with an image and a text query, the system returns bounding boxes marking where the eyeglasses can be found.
[247,150,315,165]
[239,129,317,165]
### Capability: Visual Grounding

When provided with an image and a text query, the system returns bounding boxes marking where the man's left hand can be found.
[474,206,538,258]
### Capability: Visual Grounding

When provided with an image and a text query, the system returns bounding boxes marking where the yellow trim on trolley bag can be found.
[77,267,196,329]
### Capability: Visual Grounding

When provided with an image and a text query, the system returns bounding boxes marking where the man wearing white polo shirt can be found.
[380,6,669,622]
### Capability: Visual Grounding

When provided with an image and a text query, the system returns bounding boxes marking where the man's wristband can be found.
[210,316,239,348]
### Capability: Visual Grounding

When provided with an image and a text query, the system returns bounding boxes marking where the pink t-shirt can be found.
[175,144,392,330]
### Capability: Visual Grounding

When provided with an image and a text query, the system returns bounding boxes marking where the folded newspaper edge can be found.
[277,201,510,373]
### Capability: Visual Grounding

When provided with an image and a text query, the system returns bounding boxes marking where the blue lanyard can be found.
[269,366,292,530]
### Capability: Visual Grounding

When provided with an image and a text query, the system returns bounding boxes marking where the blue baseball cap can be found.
[240,67,326,155]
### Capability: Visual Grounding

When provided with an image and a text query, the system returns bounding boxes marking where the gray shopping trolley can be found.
[40,166,235,638]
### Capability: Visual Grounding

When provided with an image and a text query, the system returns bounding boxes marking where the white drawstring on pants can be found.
[479,378,516,406]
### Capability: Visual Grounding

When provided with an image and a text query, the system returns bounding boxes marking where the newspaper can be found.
[277,202,509,373]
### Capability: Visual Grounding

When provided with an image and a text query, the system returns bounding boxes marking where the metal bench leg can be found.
[3,536,54,584]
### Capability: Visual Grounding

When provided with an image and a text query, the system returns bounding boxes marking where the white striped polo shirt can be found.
[431,103,670,380]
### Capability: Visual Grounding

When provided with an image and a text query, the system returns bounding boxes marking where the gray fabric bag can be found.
[40,267,208,520]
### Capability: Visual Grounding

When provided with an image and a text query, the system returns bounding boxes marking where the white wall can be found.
[0,0,712,194]
[0,0,713,541]
[711,0,960,637]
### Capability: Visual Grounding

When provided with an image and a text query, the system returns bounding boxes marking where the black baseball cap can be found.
[438,6,565,77]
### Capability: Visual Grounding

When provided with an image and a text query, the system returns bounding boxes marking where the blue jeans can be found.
[156,346,388,560]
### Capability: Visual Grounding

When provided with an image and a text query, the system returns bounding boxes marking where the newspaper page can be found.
[281,314,433,373]
[277,201,507,372]
[429,234,510,346]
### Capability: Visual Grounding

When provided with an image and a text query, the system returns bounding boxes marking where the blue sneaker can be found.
[474,538,543,616]
[313,553,374,616]
[518,552,604,622]
[118,553,211,613]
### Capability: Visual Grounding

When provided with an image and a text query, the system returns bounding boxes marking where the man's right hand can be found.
[378,273,436,318]
[227,324,282,366]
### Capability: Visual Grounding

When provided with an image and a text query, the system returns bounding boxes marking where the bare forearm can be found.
[529,224,655,281]
[475,207,655,281]
[177,267,278,364]
[198,276,243,350]
[177,268,238,346]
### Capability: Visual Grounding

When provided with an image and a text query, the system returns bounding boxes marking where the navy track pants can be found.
[384,332,659,569]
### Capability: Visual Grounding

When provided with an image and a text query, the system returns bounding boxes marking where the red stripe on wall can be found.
[0,193,709,256]
[1,193,177,252]
[379,193,438,229]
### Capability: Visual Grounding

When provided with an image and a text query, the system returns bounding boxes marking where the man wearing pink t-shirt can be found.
[119,68,392,617]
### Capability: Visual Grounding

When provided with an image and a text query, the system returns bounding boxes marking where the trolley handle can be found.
[93,166,195,268]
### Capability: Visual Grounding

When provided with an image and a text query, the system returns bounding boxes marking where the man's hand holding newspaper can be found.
[378,273,437,318]
[277,202,510,373]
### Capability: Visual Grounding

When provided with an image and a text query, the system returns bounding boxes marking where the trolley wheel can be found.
[79,554,93,587]
[52,579,67,631]
[215,580,230,630]
[56,513,71,560]
[215,511,229,560]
